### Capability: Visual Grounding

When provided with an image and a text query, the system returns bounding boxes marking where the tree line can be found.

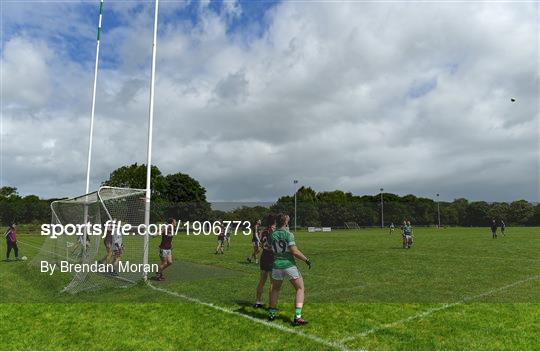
[266,187,540,227]
[1,164,538,227]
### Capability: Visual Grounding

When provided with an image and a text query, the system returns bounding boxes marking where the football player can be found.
[268,213,311,326]
[154,218,176,281]
[215,222,225,254]
[247,219,262,263]
[254,214,276,308]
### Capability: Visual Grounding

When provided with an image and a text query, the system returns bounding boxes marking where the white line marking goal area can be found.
[340,274,540,343]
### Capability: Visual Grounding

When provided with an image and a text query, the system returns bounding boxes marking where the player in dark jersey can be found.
[254,214,276,308]
[247,219,262,263]
[490,219,497,239]
[154,218,176,281]
[4,223,19,261]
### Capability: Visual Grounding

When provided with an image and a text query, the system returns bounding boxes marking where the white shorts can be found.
[113,243,124,255]
[272,266,302,281]
[159,248,172,257]
[405,235,412,241]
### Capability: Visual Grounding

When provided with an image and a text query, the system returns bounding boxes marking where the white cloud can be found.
[1,38,52,108]
[1,2,538,202]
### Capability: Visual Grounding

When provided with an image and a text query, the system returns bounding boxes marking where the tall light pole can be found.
[436,193,441,228]
[380,188,384,229]
[293,180,298,232]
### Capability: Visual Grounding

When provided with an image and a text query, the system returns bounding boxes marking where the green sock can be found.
[295,307,302,318]
[269,308,277,317]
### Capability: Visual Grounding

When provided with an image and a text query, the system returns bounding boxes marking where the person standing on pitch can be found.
[500,220,506,236]
[215,222,225,255]
[254,214,276,308]
[268,213,311,326]
[490,219,497,239]
[4,223,19,261]
[154,218,176,281]
[389,222,395,235]
[400,220,407,248]
[406,221,413,248]
[247,219,262,263]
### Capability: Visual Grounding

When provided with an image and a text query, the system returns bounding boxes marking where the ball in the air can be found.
[510,98,516,102]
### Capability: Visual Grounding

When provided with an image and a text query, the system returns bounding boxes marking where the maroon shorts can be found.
[259,250,274,272]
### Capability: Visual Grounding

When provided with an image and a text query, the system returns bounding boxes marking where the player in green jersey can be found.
[268,213,312,326]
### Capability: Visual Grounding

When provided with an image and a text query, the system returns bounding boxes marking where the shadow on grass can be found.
[236,260,256,266]
[233,300,293,325]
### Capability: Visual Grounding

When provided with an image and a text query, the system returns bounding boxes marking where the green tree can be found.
[103,164,211,221]
[163,172,208,203]
[508,200,534,224]
[450,198,469,225]
[488,202,510,222]
[466,201,491,226]
[102,163,167,200]
[0,186,19,199]
[440,203,458,225]
[527,204,540,225]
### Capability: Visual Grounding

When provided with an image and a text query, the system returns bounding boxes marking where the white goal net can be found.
[344,221,360,229]
[33,186,147,293]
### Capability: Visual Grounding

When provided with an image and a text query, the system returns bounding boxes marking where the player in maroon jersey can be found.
[254,214,276,308]
[4,223,19,261]
[154,218,176,281]
[247,219,262,263]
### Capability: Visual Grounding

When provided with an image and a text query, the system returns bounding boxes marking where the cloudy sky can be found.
[1,0,538,202]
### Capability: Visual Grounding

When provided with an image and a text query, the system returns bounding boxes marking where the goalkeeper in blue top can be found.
[268,213,311,326]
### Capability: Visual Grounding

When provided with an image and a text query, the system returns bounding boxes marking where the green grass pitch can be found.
[1,226,539,350]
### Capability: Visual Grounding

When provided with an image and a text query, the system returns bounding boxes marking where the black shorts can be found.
[260,250,274,272]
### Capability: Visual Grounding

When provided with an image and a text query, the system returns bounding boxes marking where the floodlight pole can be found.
[380,188,384,229]
[436,193,441,228]
[293,180,298,232]
[83,0,104,258]
[143,0,159,281]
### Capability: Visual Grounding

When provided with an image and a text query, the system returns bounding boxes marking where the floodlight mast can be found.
[83,0,104,257]
[380,188,384,229]
[293,180,299,232]
[437,193,441,228]
[143,0,159,281]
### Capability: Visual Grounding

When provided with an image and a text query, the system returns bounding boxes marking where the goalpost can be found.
[33,187,146,293]
[34,0,160,293]
[344,221,360,229]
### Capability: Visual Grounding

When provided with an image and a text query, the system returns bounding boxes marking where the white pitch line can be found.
[340,274,540,343]
[147,282,349,351]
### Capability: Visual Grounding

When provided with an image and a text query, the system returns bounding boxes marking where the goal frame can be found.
[50,186,147,292]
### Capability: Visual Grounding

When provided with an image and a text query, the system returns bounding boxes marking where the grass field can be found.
[1,226,539,350]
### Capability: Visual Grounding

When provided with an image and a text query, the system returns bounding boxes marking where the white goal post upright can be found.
[143,0,160,281]
[84,0,104,257]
